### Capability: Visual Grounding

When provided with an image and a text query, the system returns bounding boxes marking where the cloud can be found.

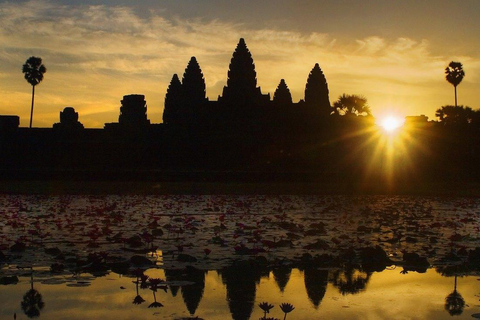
[0,0,479,127]
[356,36,386,54]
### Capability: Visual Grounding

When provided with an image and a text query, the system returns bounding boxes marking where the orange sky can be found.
[0,0,479,128]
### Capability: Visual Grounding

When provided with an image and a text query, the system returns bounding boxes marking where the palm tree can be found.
[21,289,44,318]
[445,61,465,108]
[332,267,371,295]
[22,57,47,128]
[444,273,465,316]
[435,105,474,126]
[333,94,371,116]
[21,268,45,318]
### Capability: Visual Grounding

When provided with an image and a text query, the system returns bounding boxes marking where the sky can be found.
[0,0,479,128]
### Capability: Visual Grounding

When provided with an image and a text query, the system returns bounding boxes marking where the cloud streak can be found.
[0,0,478,127]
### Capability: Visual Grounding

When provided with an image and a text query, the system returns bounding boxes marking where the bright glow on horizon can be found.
[380,116,404,133]
[0,1,479,127]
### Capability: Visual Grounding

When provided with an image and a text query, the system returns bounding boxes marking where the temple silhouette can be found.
[1,38,480,185]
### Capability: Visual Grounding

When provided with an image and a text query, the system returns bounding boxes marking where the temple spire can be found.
[227,38,257,91]
[182,56,206,106]
[163,74,182,124]
[273,79,293,106]
[221,38,261,106]
[304,63,331,116]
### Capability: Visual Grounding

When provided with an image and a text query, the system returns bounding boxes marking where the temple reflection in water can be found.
[1,194,480,319]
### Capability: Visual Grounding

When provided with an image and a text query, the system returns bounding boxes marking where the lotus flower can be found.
[279,303,295,320]
[258,302,274,318]
[148,301,164,308]
[133,295,145,305]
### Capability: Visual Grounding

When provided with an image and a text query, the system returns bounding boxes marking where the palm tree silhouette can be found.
[21,289,44,318]
[331,267,371,295]
[21,268,45,318]
[332,94,371,116]
[22,57,47,128]
[445,61,465,108]
[444,274,465,316]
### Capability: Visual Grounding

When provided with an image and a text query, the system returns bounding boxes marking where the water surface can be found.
[0,195,479,319]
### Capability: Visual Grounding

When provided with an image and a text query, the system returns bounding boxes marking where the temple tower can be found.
[273,79,293,107]
[118,94,150,127]
[182,57,206,107]
[220,38,264,107]
[304,63,331,116]
[163,74,183,125]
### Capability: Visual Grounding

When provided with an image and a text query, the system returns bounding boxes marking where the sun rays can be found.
[319,117,432,190]
[380,116,404,134]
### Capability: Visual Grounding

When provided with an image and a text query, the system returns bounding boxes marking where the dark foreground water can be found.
[0,195,479,319]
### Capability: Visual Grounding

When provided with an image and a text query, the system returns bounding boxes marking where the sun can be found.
[380,116,404,133]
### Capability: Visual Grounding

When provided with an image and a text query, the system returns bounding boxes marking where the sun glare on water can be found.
[380,116,404,133]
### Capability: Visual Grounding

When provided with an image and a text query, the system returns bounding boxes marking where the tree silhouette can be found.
[435,105,475,127]
[304,63,330,116]
[331,267,370,295]
[163,74,183,125]
[444,274,465,316]
[445,61,465,108]
[22,56,47,128]
[445,290,465,316]
[273,79,293,107]
[21,269,44,318]
[333,94,371,116]
[21,289,44,318]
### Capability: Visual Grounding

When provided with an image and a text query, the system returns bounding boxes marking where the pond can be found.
[0,195,479,319]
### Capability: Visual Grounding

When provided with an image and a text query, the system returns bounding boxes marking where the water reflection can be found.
[164,268,182,297]
[21,268,44,318]
[439,266,466,317]
[21,289,44,318]
[0,195,480,319]
[331,266,370,296]
[180,267,206,316]
[272,265,291,293]
[219,259,268,320]
[303,267,328,308]
[437,263,475,317]
[444,275,465,316]
[163,267,207,316]
[0,262,479,319]
[147,278,166,308]
[279,303,295,320]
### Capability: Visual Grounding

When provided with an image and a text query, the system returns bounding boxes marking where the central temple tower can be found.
[219,38,266,107]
